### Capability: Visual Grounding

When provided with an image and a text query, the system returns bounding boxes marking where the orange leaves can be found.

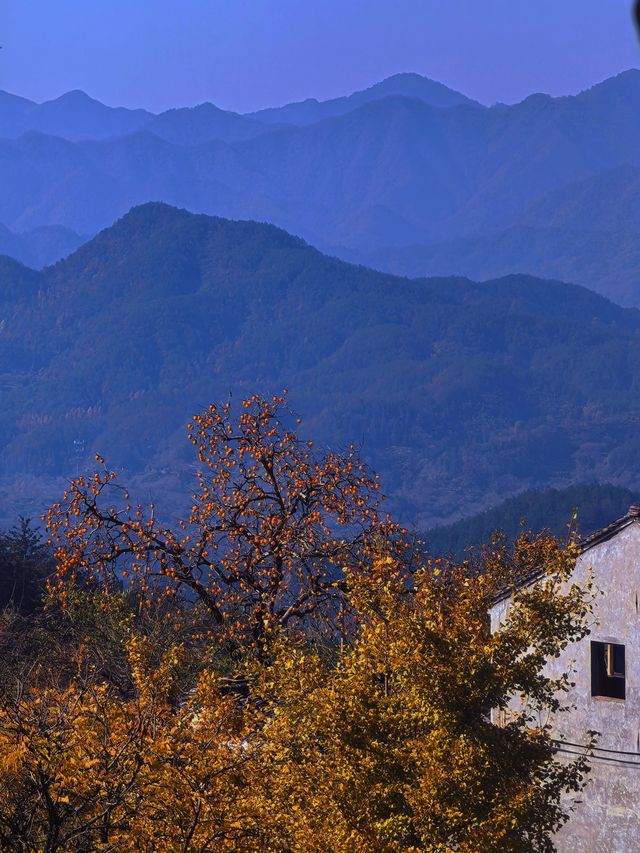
[47,392,400,650]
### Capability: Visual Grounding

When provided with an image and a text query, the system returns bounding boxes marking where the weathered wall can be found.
[490,520,640,852]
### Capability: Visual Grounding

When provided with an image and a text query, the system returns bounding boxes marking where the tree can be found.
[46,393,399,650]
[7,394,593,850]
[0,518,53,615]
[246,534,592,852]
[0,529,591,852]
[0,633,256,852]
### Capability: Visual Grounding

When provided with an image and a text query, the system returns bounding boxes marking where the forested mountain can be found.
[2,203,640,527]
[424,484,639,559]
[0,71,639,302]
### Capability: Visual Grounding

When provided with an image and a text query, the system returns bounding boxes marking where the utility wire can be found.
[555,747,640,767]
[553,738,640,758]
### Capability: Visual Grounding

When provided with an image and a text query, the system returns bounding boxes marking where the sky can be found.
[1,0,639,113]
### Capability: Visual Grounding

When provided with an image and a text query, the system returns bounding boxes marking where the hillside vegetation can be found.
[2,204,640,526]
[0,398,589,850]
[424,484,638,559]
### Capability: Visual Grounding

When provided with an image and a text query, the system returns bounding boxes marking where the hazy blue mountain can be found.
[3,204,640,528]
[424,484,639,559]
[0,91,35,128]
[351,164,640,306]
[248,72,480,125]
[1,73,474,146]
[359,227,640,308]
[146,103,284,145]
[0,223,85,268]
[0,89,276,145]
[521,164,640,233]
[0,71,639,303]
[0,73,476,145]
[0,90,152,140]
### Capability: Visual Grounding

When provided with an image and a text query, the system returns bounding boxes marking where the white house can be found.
[489,504,640,853]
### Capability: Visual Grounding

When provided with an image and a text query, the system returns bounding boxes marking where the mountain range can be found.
[247,73,479,125]
[2,203,640,529]
[350,163,640,306]
[0,73,475,142]
[0,70,639,304]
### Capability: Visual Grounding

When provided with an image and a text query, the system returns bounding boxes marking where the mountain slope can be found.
[3,204,640,527]
[248,72,479,125]
[353,164,640,306]
[146,104,283,145]
[0,89,274,145]
[424,484,639,558]
[0,73,476,144]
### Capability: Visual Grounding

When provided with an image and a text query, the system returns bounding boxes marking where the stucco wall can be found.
[489,520,640,852]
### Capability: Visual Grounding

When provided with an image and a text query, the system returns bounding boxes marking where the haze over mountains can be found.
[1,71,639,530]
[0,70,638,305]
[0,223,85,269]
[0,74,475,142]
[247,73,479,124]
[3,204,640,529]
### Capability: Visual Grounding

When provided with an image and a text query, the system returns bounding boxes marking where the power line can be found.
[555,746,640,768]
[553,738,640,758]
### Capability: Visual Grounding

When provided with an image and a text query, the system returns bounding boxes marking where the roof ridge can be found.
[579,508,640,553]
[491,506,640,606]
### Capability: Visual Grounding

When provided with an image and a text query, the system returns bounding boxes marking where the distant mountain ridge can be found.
[0,223,85,269]
[0,89,153,141]
[247,72,480,125]
[352,163,640,306]
[0,70,639,300]
[0,72,475,142]
[3,203,640,528]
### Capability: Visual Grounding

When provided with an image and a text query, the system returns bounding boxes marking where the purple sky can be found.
[1,0,639,113]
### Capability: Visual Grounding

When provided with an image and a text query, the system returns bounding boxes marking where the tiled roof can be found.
[490,504,640,606]
[579,505,640,553]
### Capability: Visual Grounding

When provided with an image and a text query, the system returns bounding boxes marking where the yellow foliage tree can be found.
[0,632,257,852]
[246,536,592,852]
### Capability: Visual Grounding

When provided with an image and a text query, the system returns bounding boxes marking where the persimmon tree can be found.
[46,393,399,648]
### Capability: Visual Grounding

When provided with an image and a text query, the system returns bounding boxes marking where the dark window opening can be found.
[591,641,625,700]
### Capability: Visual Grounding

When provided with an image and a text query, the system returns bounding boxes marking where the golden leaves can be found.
[0,526,591,851]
